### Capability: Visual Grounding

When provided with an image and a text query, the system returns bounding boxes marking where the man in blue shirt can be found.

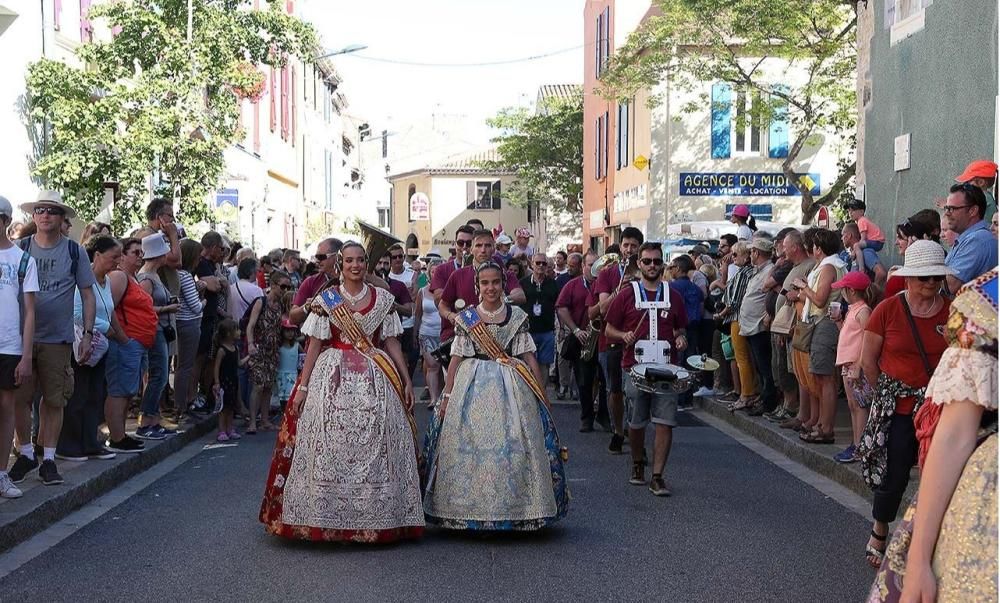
[668,254,704,409]
[944,182,998,294]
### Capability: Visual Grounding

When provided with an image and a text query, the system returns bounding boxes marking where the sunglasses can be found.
[277,284,292,291]
[533,261,547,266]
[639,258,664,266]
[390,253,404,260]
[34,207,65,216]
[916,275,945,283]
[313,254,329,262]
[455,240,472,248]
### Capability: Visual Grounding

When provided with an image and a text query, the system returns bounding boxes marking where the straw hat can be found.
[893,240,956,278]
[20,190,78,219]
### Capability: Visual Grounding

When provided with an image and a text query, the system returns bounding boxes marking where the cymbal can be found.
[687,354,720,371]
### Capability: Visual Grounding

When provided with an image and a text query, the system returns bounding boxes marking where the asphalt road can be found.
[0,403,876,602]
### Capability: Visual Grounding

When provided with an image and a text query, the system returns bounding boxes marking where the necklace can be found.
[341,282,367,305]
[478,302,505,319]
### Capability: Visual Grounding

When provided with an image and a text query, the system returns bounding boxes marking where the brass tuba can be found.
[580,253,619,362]
[356,220,404,273]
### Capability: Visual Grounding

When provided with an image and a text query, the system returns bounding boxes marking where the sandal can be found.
[800,430,835,444]
[778,418,803,430]
[728,398,753,412]
[866,530,887,568]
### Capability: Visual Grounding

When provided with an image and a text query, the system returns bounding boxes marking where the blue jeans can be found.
[140,328,169,418]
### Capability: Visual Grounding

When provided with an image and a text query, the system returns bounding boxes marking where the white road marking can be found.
[0,433,216,580]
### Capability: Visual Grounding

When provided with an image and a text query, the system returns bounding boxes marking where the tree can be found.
[25,0,315,232]
[599,0,858,223]
[481,95,584,214]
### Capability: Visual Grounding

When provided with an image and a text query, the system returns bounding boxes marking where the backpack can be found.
[238,296,263,337]
[15,251,30,290]
[18,235,80,280]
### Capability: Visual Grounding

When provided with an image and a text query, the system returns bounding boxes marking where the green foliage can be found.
[481,94,584,213]
[26,0,315,233]
[600,0,859,223]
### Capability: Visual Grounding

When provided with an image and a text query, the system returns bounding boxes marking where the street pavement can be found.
[0,403,876,602]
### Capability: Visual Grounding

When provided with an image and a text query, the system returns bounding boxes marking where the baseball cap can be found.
[728,204,750,218]
[0,195,12,219]
[689,244,709,256]
[955,159,998,182]
[496,234,513,245]
[831,271,872,290]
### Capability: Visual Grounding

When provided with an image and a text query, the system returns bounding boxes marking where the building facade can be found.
[389,149,542,255]
[856,0,998,252]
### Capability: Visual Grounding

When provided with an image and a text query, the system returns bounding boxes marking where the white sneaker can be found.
[693,387,715,398]
[0,472,23,498]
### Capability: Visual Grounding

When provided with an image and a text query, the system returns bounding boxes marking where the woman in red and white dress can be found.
[259,242,422,543]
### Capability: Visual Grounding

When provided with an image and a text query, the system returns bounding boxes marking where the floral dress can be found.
[422,305,569,530]
[249,297,283,389]
[868,267,998,602]
[259,286,423,543]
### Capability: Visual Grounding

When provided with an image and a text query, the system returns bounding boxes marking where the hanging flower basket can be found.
[230,61,266,102]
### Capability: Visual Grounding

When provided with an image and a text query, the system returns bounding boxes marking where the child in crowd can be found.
[846,200,885,274]
[275,318,301,412]
[830,271,873,464]
[213,319,247,442]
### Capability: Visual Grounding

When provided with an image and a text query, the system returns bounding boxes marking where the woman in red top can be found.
[859,241,952,568]
[106,238,158,453]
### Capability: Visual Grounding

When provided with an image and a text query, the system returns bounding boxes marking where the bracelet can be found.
[441,393,451,400]
[298,385,309,393]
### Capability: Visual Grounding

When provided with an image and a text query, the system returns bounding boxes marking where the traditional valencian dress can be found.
[423,305,569,530]
[868,267,998,602]
[259,285,423,543]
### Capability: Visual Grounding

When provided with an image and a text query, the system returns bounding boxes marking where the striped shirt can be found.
[723,265,754,324]
[176,270,204,322]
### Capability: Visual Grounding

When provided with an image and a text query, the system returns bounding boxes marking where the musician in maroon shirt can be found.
[588,226,644,454]
[556,251,609,432]
[438,229,525,341]
[605,242,688,497]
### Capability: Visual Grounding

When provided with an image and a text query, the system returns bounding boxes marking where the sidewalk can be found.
[1,413,217,554]
[692,393,919,503]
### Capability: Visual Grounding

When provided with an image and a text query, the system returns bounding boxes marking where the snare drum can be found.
[629,363,695,394]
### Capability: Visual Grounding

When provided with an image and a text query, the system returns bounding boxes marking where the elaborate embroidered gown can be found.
[423,305,569,530]
[869,268,998,602]
[259,287,423,543]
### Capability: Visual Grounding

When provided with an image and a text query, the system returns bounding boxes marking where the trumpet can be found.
[615,254,640,294]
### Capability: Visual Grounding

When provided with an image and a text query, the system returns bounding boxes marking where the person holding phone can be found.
[136,234,180,439]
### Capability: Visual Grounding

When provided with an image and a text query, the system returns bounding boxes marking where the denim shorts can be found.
[624,375,678,428]
[106,338,147,397]
[531,331,556,364]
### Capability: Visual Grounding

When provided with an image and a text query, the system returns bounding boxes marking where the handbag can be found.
[162,323,177,343]
[562,330,583,362]
[770,304,796,335]
[73,323,109,367]
[791,319,816,352]
[720,334,735,361]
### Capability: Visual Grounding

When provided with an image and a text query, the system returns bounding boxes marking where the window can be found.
[733,87,763,155]
[595,112,608,180]
[378,208,391,229]
[889,0,932,45]
[616,100,631,170]
[407,184,417,221]
[595,7,610,78]
[467,180,501,210]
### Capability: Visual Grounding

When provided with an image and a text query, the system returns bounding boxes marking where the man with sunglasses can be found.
[9,191,95,486]
[288,237,343,325]
[385,243,418,378]
[439,229,526,341]
[430,225,474,311]
[943,182,997,294]
[518,253,561,384]
[604,242,688,496]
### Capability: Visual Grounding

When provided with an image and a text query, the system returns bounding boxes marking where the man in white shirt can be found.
[0,196,37,498]
[387,243,418,379]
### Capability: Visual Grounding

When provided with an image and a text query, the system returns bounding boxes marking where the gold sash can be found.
[457,307,549,405]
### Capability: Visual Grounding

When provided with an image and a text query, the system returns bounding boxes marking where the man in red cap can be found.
[955,159,997,222]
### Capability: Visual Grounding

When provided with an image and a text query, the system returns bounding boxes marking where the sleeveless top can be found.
[137,271,170,328]
[419,286,441,338]
[116,275,157,348]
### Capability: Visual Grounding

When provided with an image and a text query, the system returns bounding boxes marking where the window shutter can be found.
[594,13,602,79]
[79,0,92,42]
[253,99,260,152]
[492,181,501,209]
[269,67,276,132]
[290,65,297,144]
[280,65,289,140]
[601,7,610,75]
[466,181,476,209]
[54,0,62,30]
[768,84,790,158]
[710,82,732,159]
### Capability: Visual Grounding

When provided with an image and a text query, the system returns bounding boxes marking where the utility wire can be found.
[344,44,586,68]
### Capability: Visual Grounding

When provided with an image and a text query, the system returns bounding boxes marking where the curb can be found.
[691,396,873,500]
[0,415,217,554]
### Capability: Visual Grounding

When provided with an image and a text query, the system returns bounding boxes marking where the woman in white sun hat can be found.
[858,240,954,568]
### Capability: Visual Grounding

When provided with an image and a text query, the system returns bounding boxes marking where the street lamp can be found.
[312,44,368,61]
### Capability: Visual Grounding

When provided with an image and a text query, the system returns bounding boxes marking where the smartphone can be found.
[169,296,179,304]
